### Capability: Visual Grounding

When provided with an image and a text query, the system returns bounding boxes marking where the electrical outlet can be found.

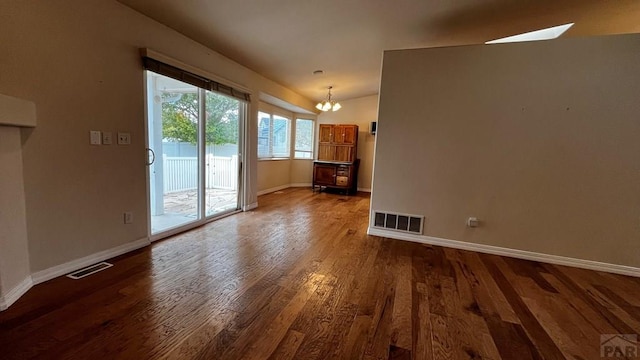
[467,217,479,228]
[117,132,131,145]
[124,212,133,224]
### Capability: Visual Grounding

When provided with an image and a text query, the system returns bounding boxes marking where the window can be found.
[258,111,290,158]
[294,118,314,159]
[258,112,271,157]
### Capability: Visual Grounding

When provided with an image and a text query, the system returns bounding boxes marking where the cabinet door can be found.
[319,124,333,143]
[333,125,357,145]
[333,125,345,144]
[317,144,335,161]
[334,146,353,162]
[314,164,336,185]
[341,125,358,145]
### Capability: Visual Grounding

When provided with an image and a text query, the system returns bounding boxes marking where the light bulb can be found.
[332,102,341,111]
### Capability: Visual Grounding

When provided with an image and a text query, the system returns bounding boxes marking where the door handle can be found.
[146,148,156,166]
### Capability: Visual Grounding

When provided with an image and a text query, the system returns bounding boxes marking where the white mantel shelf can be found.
[0,93,36,127]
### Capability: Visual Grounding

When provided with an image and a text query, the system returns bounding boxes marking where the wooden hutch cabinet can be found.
[317,124,358,162]
[313,124,359,194]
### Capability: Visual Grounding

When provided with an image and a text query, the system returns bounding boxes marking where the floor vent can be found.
[373,211,424,234]
[67,262,113,279]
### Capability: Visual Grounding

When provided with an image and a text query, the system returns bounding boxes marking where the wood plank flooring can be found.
[1,188,638,359]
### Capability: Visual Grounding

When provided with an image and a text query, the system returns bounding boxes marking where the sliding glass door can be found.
[145,72,243,238]
[204,90,241,216]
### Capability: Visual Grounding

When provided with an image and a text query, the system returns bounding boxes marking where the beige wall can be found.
[0,0,315,273]
[372,34,640,267]
[290,160,313,185]
[318,95,379,191]
[257,160,291,192]
[256,157,314,193]
[256,158,314,193]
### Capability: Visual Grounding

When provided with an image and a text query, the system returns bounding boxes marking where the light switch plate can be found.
[90,130,101,145]
[117,132,131,145]
[102,132,112,145]
[124,211,133,224]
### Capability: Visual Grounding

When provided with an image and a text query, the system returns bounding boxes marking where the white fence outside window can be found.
[163,154,237,193]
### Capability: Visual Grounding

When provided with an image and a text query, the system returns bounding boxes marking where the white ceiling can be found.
[118,0,640,103]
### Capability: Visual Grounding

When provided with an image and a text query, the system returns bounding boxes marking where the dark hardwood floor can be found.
[1,188,638,359]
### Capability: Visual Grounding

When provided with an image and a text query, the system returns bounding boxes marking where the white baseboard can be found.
[367,227,640,278]
[257,184,291,196]
[0,276,33,311]
[243,202,258,211]
[31,237,150,285]
[257,183,312,196]
[258,183,365,196]
[253,183,312,209]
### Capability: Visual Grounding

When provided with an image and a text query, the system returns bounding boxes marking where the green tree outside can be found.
[161,91,239,145]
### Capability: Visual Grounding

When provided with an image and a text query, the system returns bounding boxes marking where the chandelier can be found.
[316,86,342,112]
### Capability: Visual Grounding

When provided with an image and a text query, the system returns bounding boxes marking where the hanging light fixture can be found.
[316,86,342,112]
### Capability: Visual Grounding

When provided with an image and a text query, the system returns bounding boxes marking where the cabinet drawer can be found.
[336,167,349,176]
[336,176,349,186]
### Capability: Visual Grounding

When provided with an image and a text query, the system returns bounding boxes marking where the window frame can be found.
[293,118,315,159]
[257,111,291,159]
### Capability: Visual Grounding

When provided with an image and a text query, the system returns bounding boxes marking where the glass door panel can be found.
[204,91,241,217]
[146,72,201,235]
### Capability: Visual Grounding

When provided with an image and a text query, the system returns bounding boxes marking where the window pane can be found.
[295,151,312,159]
[272,115,290,157]
[295,119,313,158]
[257,111,271,157]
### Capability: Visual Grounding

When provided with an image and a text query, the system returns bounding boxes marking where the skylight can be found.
[485,23,574,44]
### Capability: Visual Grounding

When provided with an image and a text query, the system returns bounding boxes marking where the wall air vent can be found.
[67,262,113,279]
[373,211,424,234]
